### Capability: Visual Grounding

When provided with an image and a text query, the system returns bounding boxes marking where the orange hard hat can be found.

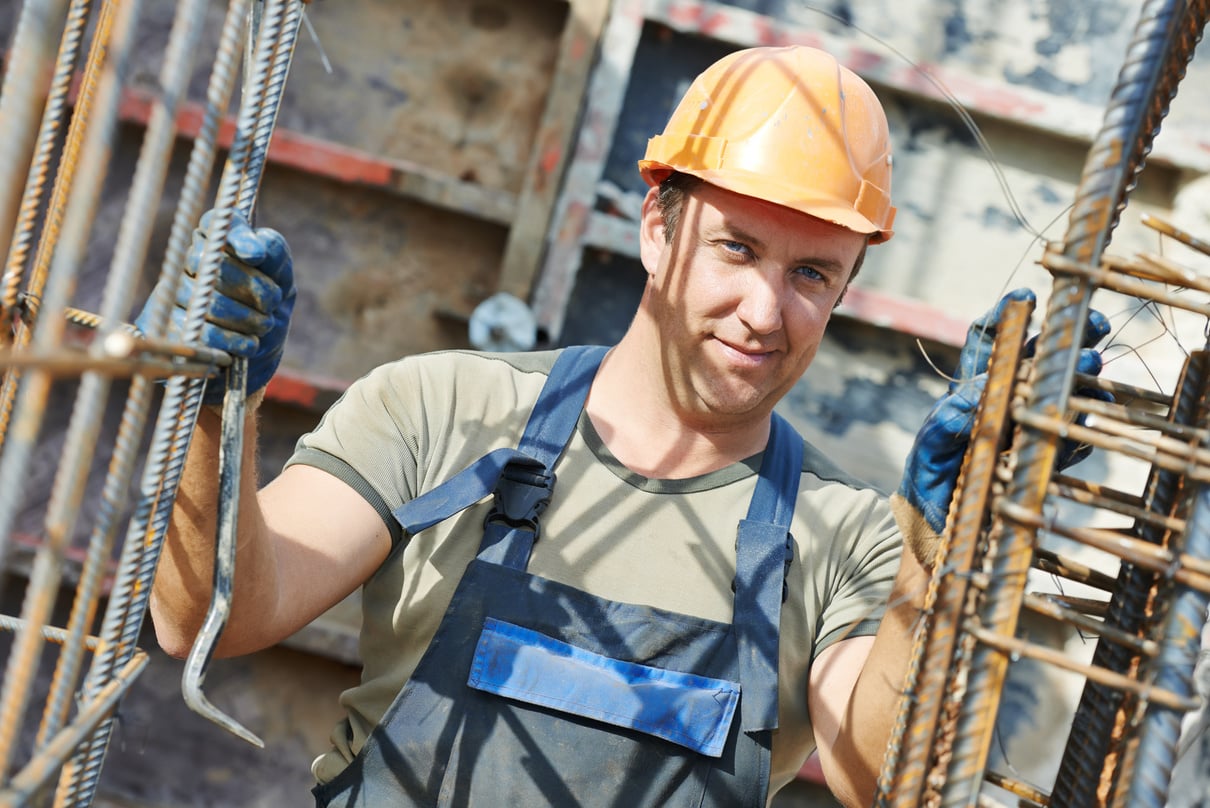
[639,45,896,244]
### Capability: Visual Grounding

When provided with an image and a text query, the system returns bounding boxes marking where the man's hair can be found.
[654,171,867,305]
[655,172,704,244]
[837,243,866,307]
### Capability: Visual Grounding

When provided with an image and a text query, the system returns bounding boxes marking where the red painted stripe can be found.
[265,367,349,410]
[10,532,117,594]
[116,86,412,191]
[839,286,970,347]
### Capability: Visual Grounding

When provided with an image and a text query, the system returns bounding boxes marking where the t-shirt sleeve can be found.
[283,359,427,547]
[813,494,903,656]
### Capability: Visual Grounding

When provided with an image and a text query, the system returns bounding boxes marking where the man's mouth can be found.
[714,337,776,366]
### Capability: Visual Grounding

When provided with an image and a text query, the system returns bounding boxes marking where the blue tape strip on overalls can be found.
[392,346,609,540]
[734,413,803,734]
[468,617,740,757]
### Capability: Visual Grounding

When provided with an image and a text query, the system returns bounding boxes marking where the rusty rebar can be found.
[875,298,1033,806]
[1141,212,1210,257]
[54,0,255,800]
[36,0,214,755]
[1073,373,1172,411]
[1048,477,1183,535]
[0,350,217,379]
[0,0,72,295]
[0,0,91,344]
[1035,353,1208,808]
[1120,369,1210,807]
[1022,592,1158,658]
[180,0,304,749]
[0,0,145,781]
[1032,547,1121,593]
[1066,393,1210,445]
[966,621,1198,713]
[1001,502,1210,593]
[983,770,1050,805]
[1045,253,1210,320]
[933,3,1210,801]
[0,0,117,459]
[0,651,146,807]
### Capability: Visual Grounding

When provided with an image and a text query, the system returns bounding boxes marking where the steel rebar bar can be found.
[36,0,213,753]
[0,0,145,780]
[54,0,256,799]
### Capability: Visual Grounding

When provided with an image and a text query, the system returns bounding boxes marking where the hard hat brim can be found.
[639,160,895,245]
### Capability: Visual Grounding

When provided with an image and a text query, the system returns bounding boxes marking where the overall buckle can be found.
[484,456,556,537]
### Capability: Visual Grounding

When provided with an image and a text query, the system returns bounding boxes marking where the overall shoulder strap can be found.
[514,345,608,465]
[392,346,607,543]
[734,412,804,734]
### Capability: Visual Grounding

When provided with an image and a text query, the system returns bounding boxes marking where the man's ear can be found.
[638,186,666,278]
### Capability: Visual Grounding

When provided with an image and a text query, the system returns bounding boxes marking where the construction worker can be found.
[145,45,1107,807]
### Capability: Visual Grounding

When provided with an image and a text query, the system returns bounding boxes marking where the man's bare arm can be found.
[807,550,929,808]
[140,211,391,658]
[150,400,392,659]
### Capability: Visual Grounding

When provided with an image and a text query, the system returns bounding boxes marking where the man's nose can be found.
[736,273,783,335]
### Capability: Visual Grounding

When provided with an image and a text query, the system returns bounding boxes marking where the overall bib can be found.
[314,346,805,807]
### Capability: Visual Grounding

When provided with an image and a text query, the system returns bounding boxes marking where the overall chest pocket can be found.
[468,618,740,756]
[431,617,744,808]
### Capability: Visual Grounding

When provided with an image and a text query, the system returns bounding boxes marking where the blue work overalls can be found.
[313,346,804,807]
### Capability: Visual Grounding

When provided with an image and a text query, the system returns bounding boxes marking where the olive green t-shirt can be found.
[286,349,902,797]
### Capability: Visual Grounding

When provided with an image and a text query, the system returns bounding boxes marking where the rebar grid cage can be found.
[878,2,1210,806]
[0,1,304,805]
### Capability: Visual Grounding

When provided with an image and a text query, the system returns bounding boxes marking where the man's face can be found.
[639,181,868,430]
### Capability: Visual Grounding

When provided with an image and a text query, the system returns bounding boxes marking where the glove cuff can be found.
[890,492,945,571]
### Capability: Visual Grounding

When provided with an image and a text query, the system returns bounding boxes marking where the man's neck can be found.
[585,337,771,480]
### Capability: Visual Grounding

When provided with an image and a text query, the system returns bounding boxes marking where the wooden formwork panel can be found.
[47,125,509,388]
[112,0,570,196]
[255,165,510,380]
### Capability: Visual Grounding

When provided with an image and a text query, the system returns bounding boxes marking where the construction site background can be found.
[1,1,1208,805]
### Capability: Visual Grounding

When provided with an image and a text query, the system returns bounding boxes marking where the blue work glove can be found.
[890,288,1111,568]
[136,210,295,406]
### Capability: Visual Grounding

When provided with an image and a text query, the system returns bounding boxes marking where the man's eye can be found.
[795,266,825,281]
[722,241,751,257]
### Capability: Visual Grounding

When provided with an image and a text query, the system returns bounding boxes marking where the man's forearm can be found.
[149,397,280,659]
[829,550,930,807]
